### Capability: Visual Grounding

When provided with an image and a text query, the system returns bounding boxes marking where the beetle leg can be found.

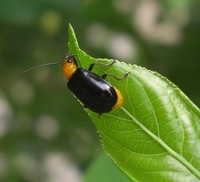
[101,72,130,80]
[88,60,116,71]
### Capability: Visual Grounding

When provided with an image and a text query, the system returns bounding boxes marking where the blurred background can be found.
[0,0,200,181]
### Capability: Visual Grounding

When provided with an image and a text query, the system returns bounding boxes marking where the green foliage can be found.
[84,152,130,182]
[68,24,200,182]
[1,0,200,181]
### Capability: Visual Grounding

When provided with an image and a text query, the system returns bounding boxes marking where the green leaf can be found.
[68,24,200,182]
[84,152,130,182]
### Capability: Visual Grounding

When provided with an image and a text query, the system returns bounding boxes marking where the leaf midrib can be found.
[121,107,200,179]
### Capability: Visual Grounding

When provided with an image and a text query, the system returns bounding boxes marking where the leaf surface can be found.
[68,24,200,182]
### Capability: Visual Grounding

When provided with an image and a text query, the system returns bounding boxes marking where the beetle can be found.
[62,54,129,114]
[22,53,129,115]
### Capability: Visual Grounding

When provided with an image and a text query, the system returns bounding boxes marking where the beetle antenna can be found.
[21,61,63,74]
